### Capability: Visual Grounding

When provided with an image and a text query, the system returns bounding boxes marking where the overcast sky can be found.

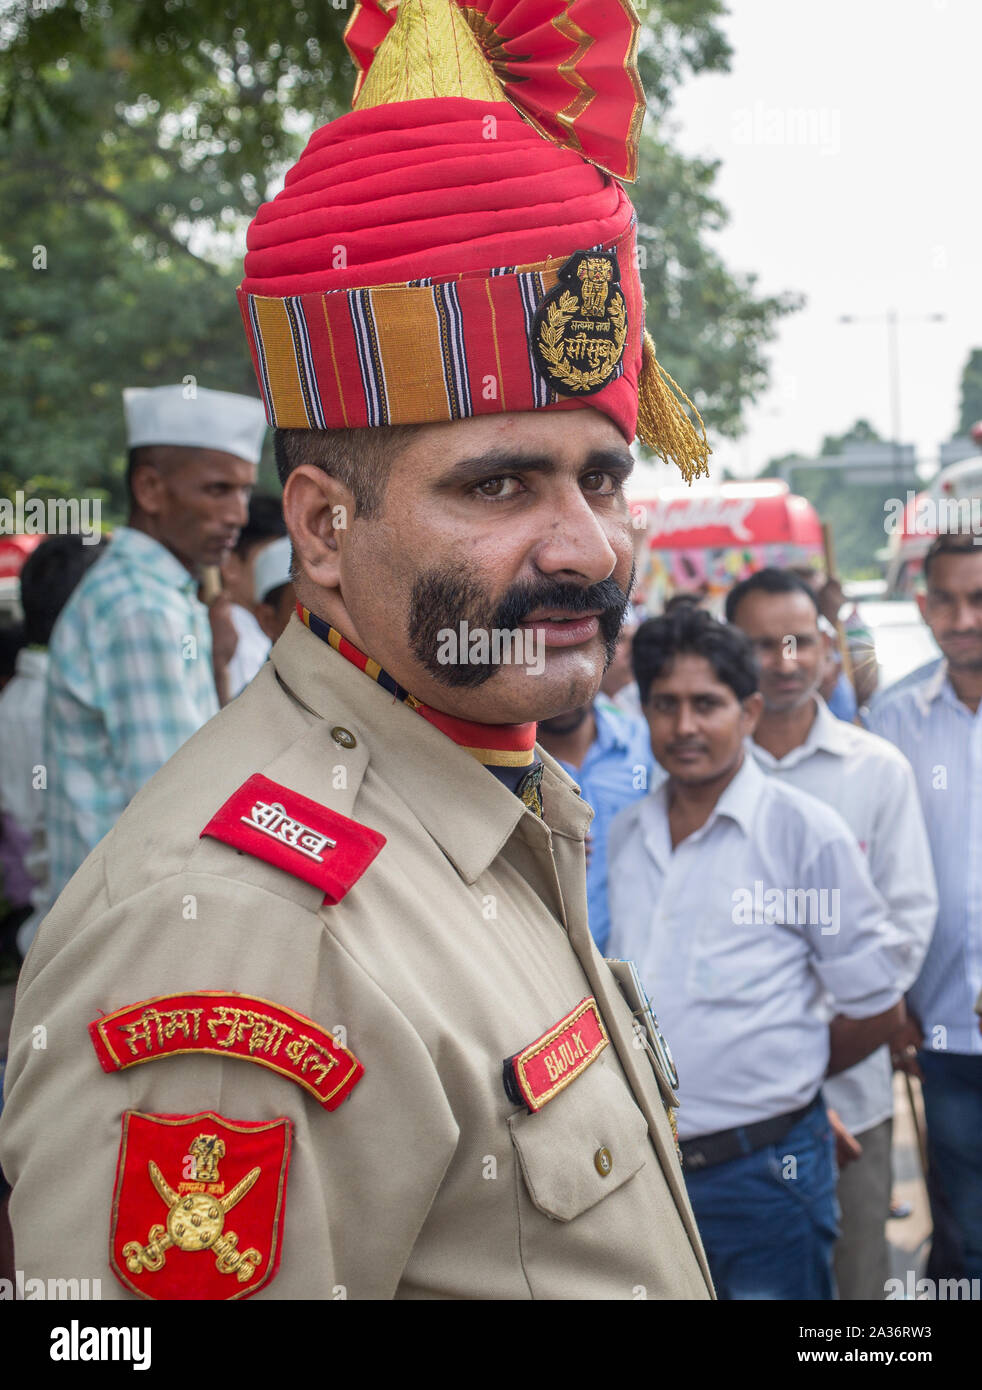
[664,0,982,480]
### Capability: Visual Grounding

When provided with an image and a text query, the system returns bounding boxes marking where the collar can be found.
[641,750,764,861]
[14,647,48,680]
[296,604,537,768]
[110,526,199,597]
[592,696,634,754]
[272,615,590,884]
[750,696,852,770]
[913,657,955,715]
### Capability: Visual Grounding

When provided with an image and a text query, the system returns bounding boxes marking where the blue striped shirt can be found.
[555,697,657,953]
[44,527,218,902]
[866,660,982,1055]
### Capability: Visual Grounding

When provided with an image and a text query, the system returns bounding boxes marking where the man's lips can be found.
[667,745,708,760]
[519,609,603,648]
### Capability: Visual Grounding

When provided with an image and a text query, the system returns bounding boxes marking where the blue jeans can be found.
[684,1096,839,1300]
[919,1050,982,1280]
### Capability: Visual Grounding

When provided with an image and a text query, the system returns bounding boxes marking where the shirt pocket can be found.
[508,1058,648,1222]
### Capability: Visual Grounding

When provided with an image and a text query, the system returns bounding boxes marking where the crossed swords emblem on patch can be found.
[122,1132,263,1284]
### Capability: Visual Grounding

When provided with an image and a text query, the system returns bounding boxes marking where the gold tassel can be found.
[636,331,711,484]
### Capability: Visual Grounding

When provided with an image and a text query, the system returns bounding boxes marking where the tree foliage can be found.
[956,348,982,437]
[1,0,796,512]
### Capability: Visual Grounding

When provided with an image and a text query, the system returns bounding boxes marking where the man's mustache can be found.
[494,577,631,629]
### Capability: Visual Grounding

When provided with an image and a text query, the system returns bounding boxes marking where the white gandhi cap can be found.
[253,535,294,605]
[123,384,267,465]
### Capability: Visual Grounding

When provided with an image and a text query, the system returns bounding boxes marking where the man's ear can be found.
[130,461,166,517]
[916,591,928,620]
[283,465,356,592]
[741,689,764,737]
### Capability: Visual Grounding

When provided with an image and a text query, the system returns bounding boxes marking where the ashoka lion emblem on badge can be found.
[532,249,628,397]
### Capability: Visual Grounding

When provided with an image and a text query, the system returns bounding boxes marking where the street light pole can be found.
[838,311,945,487]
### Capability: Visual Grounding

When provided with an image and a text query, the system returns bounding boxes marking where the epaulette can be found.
[200,773,385,904]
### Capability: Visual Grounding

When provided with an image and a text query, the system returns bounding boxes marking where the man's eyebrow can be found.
[437,447,635,487]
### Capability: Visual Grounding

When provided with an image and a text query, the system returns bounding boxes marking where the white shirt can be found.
[0,646,48,887]
[226,603,271,697]
[608,755,909,1140]
[867,660,982,1055]
[749,699,937,1134]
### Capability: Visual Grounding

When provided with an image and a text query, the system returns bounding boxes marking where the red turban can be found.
[237,0,709,480]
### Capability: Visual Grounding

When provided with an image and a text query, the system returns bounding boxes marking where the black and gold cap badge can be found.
[532,250,628,397]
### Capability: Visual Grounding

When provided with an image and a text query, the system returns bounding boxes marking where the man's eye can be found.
[581,471,619,495]
[475,477,522,498]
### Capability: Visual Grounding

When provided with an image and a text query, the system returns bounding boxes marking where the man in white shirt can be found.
[867,532,982,1281]
[221,494,286,697]
[608,603,910,1299]
[726,567,937,1300]
[0,535,107,956]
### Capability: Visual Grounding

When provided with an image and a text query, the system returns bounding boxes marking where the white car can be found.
[855,600,940,695]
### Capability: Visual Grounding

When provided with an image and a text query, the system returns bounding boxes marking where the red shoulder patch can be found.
[201,773,385,903]
[110,1111,291,1301]
[89,991,363,1111]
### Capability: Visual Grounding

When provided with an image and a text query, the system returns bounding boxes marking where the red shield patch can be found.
[110,1111,291,1301]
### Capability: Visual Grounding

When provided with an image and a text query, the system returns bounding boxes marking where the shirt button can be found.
[594,1146,613,1177]
[331,726,357,749]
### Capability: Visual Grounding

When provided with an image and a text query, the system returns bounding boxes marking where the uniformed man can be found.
[0,0,714,1300]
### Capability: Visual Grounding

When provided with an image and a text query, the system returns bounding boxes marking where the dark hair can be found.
[0,622,24,681]
[274,425,421,520]
[633,605,759,704]
[923,531,981,584]
[725,567,821,625]
[261,581,291,610]
[663,591,702,614]
[234,494,286,558]
[20,534,107,647]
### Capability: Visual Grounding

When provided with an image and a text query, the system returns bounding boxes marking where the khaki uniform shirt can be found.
[0,616,712,1301]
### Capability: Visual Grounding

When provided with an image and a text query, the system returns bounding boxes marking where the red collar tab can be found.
[89,991,364,1112]
[297,603,537,767]
[503,997,609,1113]
[414,703,537,767]
[110,1110,291,1301]
[200,773,385,904]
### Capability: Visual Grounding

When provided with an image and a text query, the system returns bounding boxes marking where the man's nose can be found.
[531,485,620,585]
[225,489,250,528]
[952,597,982,629]
[674,702,698,736]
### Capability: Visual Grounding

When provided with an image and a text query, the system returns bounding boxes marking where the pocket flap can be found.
[509,1060,648,1222]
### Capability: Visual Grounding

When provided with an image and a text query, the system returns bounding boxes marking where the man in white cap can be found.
[41,384,266,906]
[252,534,296,648]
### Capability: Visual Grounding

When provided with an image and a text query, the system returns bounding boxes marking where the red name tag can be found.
[504,997,609,1113]
[90,992,364,1112]
[200,773,385,904]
